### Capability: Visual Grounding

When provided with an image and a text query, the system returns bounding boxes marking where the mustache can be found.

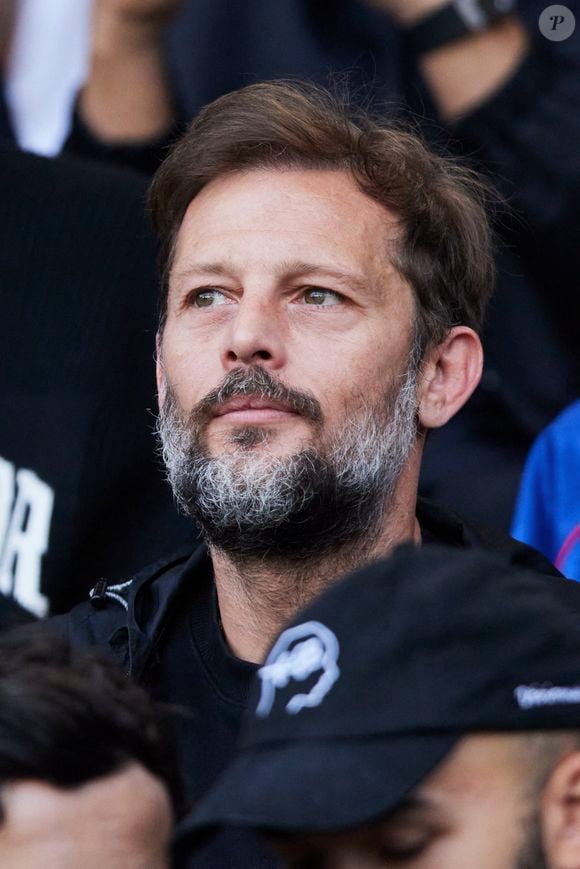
[186,366,324,429]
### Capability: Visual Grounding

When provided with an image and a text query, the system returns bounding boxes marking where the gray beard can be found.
[156,363,419,562]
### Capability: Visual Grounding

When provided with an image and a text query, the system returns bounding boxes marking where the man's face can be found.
[157,168,421,557]
[270,735,545,869]
[0,763,173,869]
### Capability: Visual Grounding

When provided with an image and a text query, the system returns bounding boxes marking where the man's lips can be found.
[214,397,297,415]
[213,397,299,422]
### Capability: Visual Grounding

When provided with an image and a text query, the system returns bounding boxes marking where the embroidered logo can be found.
[256,621,340,718]
[515,684,580,709]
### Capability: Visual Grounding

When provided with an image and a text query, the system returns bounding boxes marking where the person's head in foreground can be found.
[151,81,493,645]
[0,626,178,869]
[182,546,580,868]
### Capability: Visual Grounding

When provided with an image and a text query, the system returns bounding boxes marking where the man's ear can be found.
[541,751,580,869]
[418,326,483,430]
[156,332,167,408]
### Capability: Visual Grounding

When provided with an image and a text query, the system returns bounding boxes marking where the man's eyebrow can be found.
[283,261,375,293]
[171,259,384,298]
[174,260,368,282]
[171,262,231,284]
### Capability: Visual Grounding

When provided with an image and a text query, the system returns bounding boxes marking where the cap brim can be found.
[177,732,458,845]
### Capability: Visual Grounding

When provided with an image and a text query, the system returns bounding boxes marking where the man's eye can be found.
[302,287,342,306]
[193,289,228,307]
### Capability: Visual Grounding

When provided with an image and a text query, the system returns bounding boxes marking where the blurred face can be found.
[270,735,545,869]
[157,169,421,557]
[0,763,172,869]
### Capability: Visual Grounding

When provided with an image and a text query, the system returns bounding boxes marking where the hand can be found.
[362,0,448,26]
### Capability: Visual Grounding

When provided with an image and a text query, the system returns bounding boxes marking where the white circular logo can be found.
[539,5,576,40]
[256,621,340,718]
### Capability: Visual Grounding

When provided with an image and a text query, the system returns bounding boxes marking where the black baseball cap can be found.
[180,544,580,839]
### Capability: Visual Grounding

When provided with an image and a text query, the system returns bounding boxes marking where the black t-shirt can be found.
[142,550,276,867]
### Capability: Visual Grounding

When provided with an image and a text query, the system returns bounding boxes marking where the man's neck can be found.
[211,493,420,664]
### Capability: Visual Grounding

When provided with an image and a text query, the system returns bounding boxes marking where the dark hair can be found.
[149,81,494,351]
[0,625,182,818]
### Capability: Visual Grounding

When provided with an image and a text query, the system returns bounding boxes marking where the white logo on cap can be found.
[515,684,580,709]
[256,621,340,718]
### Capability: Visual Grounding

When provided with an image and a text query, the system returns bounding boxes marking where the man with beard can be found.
[54,82,568,867]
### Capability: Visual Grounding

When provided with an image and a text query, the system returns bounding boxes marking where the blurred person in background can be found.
[512,399,580,582]
[0,624,179,869]
[4,0,576,530]
[54,81,566,869]
[181,545,580,869]
[0,147,193,618]
[0,0,92,154]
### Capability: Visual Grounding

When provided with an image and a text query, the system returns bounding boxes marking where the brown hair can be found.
[0,624,184,819]
[149,81,494,351]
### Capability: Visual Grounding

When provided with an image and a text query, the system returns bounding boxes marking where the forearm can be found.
[418,16,530,121]
[371,0,530,121]
[79,9,175,144]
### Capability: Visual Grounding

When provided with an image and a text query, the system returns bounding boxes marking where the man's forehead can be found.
[411,733,525,804]
[173,168,401,256]
[180,166,399,212]
[0,764,171,836]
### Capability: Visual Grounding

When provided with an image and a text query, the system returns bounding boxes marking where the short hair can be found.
[149,81,494,351]
[0,625,182,819]
[517,731,580,799]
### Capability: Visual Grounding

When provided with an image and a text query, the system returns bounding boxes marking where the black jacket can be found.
[53,498,573,683]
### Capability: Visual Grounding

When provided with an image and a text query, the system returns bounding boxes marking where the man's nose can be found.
[221,297,287,371]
